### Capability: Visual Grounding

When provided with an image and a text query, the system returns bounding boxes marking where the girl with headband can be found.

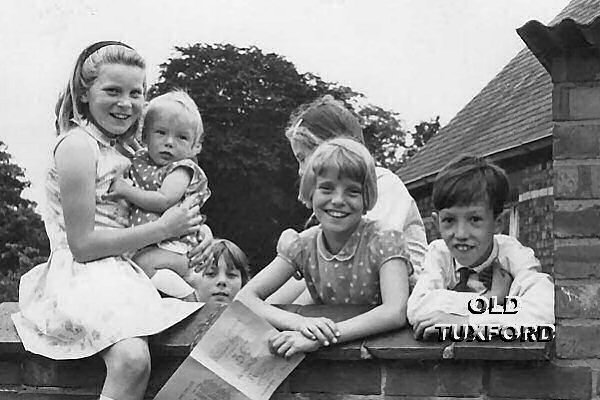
[12,41,208,400]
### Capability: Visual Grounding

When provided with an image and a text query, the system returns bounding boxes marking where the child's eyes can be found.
[178,135,190,141]
[130,90,143,98]
[470,216,483,223]
[105,88,119,95]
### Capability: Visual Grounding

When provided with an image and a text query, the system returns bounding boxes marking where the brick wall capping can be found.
[518,16,600,79]
[1,302,551,363]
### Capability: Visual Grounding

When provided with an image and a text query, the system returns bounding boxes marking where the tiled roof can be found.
[397,0,600,186]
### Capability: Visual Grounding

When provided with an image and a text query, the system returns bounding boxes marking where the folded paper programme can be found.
[154,300,305,400]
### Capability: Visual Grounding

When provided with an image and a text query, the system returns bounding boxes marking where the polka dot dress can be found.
[277,219,412,305]
[128,149,210,249]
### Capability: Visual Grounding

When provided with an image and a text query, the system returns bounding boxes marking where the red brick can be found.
[384,360,483,396]
[555,206,600,238]
[556,284,600,318]
[555,243,600,278]
[0,359,21,385]
[0,303,24,355]
[21,355,104,389]
[567,86,600,120]
[557,165,600,199]
[554,124,600,159]
[554,164,580,198]
[489,362,591,399]
[555,324,600,359]
[288,360,380,395]
[0,386,98,399]
[145,358,184,398]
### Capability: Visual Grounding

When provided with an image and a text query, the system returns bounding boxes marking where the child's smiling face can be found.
[313,167,364,242]
[436,201,502,267]
[144,102,197,166]
[82,63,145,136]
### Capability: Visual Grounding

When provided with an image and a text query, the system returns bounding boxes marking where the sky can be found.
[1,0,567,207]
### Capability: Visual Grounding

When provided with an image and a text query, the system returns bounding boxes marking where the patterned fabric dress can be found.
[11,122,201,360]
[128,149,211,253]
[277,219,412,305]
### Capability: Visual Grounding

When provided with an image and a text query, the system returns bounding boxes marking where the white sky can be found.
[1,0,566,207]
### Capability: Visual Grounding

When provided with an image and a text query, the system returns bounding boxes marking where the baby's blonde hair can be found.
[299,137,377,212]
[140,89,204,153]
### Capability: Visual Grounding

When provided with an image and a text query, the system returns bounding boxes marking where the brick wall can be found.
[0,302,567,400]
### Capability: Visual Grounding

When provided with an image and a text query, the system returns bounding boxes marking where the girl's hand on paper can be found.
[268,330,320,358]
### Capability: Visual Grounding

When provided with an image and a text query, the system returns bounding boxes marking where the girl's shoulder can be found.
[278,225,319,245]
[362,219,411,267]
[53,126,99,157]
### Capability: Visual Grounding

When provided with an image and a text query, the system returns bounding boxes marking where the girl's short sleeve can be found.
[276,229,305,279]
[368,229,413,275]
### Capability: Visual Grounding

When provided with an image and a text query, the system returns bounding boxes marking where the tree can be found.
[0,141,49,301]
[400,116,441,166]
[151,43,414,271]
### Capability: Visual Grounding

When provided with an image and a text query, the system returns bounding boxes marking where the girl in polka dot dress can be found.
[104,90,211,300]
[237,137,412,357]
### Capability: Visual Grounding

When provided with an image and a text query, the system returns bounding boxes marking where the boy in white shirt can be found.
[407,155,554,340]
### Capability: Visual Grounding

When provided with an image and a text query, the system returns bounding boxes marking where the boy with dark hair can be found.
[407,155,554,339]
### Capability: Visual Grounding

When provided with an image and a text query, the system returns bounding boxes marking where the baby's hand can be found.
[268,330,319,358]
[294,316,340,346]
[103,177,132,201]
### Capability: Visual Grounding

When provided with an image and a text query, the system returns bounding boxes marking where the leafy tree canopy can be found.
[0,141,49,301]
[151,43,434,271]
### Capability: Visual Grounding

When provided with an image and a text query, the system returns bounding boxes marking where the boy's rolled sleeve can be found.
[407,240,481,325]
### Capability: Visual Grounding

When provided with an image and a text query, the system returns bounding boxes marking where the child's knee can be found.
[105,340,151,379]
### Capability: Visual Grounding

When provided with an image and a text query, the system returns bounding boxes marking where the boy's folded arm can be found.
[468,271,555,327]
[407,248,481,324]
[126,167,192,212]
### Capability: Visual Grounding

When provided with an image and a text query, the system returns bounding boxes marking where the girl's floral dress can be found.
[11,122,200,360]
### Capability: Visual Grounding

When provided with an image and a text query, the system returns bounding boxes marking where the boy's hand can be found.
[269,330,319,358]
[294,316,340,346]
[413,311,468,340]
[103,177,132,201]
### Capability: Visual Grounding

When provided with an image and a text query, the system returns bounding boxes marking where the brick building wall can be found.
[409,148,554,271]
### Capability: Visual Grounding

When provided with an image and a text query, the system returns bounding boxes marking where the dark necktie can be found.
[453,263,495,292]
[453,267,473,292]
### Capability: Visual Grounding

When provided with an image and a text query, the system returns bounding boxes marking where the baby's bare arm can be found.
[109,167,192,212]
